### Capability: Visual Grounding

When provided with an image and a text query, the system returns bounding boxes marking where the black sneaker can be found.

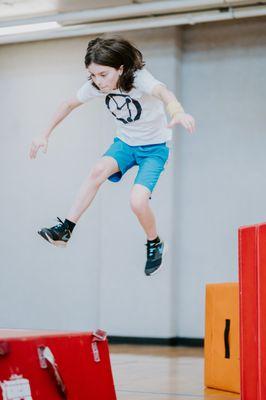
[38,217,71,247]
[145,240,166,276]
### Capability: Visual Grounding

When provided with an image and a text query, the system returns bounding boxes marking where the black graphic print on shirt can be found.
[105,93,142,124]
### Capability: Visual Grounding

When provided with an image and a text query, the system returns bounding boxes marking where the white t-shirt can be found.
[76,68,172,146]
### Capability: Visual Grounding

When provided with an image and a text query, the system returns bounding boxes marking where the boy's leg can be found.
[131,144,169,276]
[38,156,119,246]
[66,156,119,222]
[130,183,166,276]
[130,184,157,240]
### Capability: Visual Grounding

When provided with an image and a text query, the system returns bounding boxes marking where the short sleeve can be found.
[134,68,165,95]
[76,80,103,103]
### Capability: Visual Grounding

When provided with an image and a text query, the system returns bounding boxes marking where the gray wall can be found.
[0,27,180,337]
[175,17,266,337]
[0,17,265,338]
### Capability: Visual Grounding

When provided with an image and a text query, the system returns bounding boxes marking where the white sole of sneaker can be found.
[147,242,168,277]
[43,233,67,248]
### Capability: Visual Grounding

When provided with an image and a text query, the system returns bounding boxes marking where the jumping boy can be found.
[30,37,195,276]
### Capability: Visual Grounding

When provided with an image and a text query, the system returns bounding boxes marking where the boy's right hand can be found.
[29,135,48,159]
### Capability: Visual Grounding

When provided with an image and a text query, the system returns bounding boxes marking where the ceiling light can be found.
[0,21,60,36]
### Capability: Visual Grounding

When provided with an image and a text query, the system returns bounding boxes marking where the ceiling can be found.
[0,0,264,21]
[0,0,174,20]
[0,0,265,44]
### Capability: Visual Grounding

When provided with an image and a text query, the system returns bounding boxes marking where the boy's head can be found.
[87,62,122,93]
[85,36,145,92]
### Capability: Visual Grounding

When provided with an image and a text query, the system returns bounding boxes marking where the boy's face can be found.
[88,62,123,92]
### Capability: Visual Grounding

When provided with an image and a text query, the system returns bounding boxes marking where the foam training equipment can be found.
[204,282,240,393]
[0,329,117,400]
[239,223,266,400]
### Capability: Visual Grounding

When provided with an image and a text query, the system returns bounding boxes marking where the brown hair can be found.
[85,36,145,92]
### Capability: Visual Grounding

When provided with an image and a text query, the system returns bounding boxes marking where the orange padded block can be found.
[204,283,240,393]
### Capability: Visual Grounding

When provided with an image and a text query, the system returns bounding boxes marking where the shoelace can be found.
[146,242,158,258]
[52,217,65,232]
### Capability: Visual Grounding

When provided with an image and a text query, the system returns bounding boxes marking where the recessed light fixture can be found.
[0,21,60,36]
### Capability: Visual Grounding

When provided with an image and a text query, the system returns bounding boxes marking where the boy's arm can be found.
[43,97,83,140]
[152,84,195,134]
[29,97,83,159]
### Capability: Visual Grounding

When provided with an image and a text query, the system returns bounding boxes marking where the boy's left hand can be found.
[167,113,195,133]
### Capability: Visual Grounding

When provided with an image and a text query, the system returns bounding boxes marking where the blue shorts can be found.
[103,137,169,193]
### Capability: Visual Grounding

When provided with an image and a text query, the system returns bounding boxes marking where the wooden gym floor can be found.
[110,345,240,400]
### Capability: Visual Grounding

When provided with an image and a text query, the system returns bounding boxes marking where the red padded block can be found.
[239,223,266,400]
[238,225,259,400]
[257,224,266,399]
[0,329,117,400]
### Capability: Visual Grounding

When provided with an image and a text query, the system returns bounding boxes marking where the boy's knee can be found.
[130,192,149,215]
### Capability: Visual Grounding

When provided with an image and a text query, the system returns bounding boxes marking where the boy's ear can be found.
[119,65,124,75]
